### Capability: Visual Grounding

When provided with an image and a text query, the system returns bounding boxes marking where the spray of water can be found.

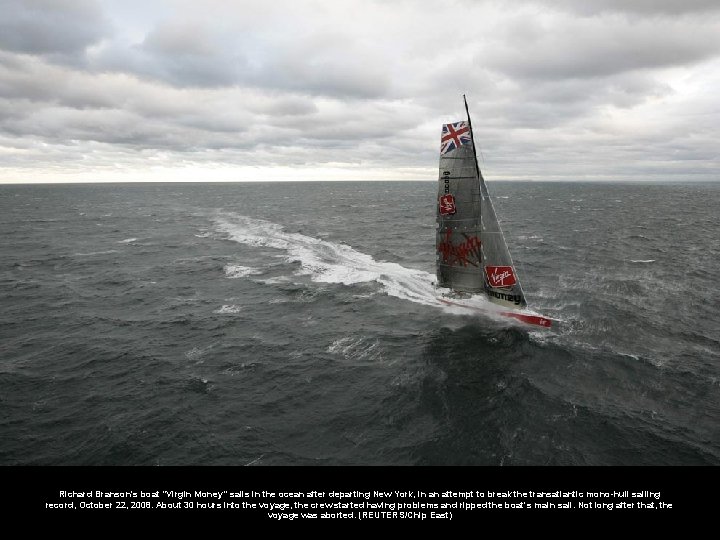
[214,213,441,307]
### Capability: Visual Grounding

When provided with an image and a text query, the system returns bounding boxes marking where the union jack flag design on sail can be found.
[440,121,471,155]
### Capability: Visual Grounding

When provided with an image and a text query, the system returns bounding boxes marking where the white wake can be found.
[214,213,440,306]
[212,213,523,325]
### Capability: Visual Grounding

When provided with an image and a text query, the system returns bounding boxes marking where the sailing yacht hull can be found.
[498,310,553,328]
[437,296,553,328]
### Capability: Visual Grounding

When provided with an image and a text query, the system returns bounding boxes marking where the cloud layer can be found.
[1,0,719,182]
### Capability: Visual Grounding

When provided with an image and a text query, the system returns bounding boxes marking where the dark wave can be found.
[1,181,718,466]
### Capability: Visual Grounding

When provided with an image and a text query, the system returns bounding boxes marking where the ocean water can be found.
[1,181,718,466]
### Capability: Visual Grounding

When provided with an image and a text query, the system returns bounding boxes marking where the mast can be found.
[463,94,482,182]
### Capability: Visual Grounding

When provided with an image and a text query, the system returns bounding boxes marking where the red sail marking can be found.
[485,265,516,287]
[437,228,481,267]
[439,194,456,215]
[500,311,553,328]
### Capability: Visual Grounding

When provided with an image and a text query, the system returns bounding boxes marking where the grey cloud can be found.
[0,52,251,151]
[533,0,720,16]
[89,19,389,99]
[0,52,378,155]
[248,96,319,117]
[0,52,115,108]
[128,21,248,87]
[0,0,109,58]
[487,73,676,132]
[520,73,672,108]
[256,60,390,99]
[93,41,245,89]
[0,0,718,182]
[140,22,217,56]
[1,104,243,152]
[257,33,391,99]
[487,16,720,80]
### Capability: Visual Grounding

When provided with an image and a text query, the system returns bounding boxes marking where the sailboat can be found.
[435,95,553,328]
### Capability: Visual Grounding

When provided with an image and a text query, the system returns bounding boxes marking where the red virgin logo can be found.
[439,194,456,215]
[485,266,516,287]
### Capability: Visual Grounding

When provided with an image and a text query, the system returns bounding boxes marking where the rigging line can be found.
[477,141,486,166]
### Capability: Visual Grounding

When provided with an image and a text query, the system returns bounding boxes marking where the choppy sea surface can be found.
[1,181,718,466]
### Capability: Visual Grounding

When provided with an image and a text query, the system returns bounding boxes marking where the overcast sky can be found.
[1,0,719,182]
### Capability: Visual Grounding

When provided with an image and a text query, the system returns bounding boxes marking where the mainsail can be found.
[436,95,536,316]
